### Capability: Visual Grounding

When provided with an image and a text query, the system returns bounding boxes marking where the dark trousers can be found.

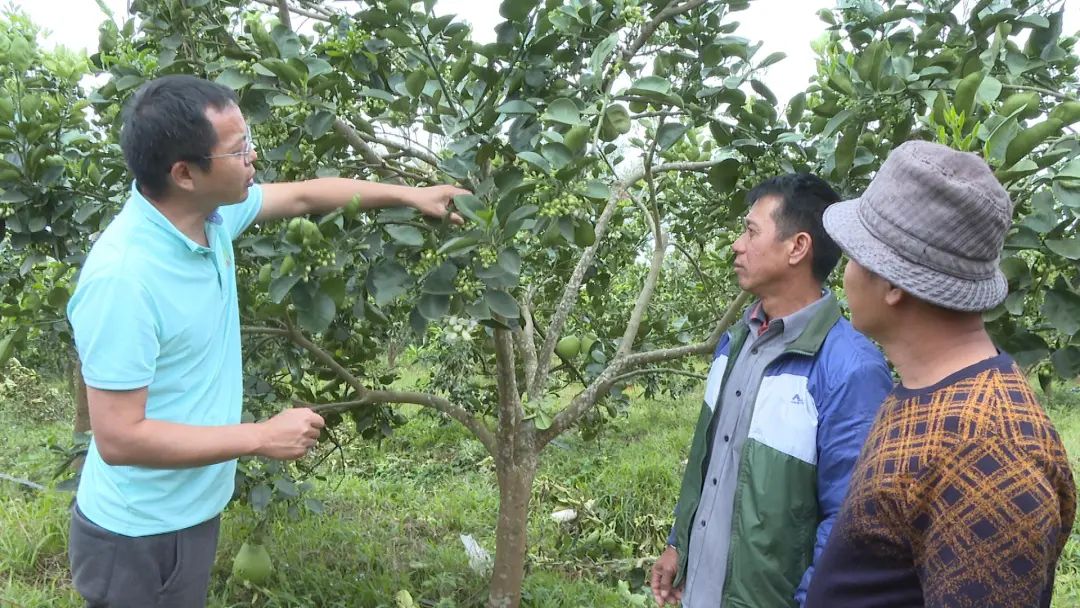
[68,502,221,608]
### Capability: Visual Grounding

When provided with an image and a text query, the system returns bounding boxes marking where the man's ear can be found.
[169,160,197,194]
[884,283,905,307]
[787,232,813,267]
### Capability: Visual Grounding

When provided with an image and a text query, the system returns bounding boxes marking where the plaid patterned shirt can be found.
[805,354,1075,608]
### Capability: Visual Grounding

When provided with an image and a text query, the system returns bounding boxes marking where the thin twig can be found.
[608,367,708,385]
[242,325,496,454]
[250,0,331,22]
[0,472,44,491]
[1000,84,1076,102]
[537,290,750,447]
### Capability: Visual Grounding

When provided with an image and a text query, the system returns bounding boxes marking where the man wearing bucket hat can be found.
[804,140,1076,607]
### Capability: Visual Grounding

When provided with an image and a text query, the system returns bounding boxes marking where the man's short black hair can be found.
[120,75,239,198]
[747,173,843,283]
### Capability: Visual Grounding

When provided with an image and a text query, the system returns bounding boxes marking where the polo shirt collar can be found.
[746,289,832,344]
[128,181,218,254]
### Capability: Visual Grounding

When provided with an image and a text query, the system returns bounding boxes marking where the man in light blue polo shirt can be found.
[66,75,467,607]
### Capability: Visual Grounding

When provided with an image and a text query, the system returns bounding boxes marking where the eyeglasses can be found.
[204,127,256,166]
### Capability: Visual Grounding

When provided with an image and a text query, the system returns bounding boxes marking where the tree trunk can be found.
[488,458,538,608]
[69,351,90,471]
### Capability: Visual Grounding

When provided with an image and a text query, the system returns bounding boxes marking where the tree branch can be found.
[624,158,732,185]
[333,118,404,184]
[250,0,332,22]
[616,129,666,359]
[0,472,44,491]
[608,367,708,385]
[536,290,750,447]
[1000,84,1076,102]
[671,240,716,312]
[242,325,495,454]
[274,0,292,30]
[295,395,495,454]
[620,0,709,65]
[360,132,441,169]
[526,191,623,398]
[514,288,539,389]
[493,325,529,463]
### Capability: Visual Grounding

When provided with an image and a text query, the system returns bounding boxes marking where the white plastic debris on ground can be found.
[459,534,493,575]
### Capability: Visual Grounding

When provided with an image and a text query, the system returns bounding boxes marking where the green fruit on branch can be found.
[555,336,581,359]
[232,541,273,584]
[280,254,296,275]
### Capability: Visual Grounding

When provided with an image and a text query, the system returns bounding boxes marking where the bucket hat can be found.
[823,140,1013,312]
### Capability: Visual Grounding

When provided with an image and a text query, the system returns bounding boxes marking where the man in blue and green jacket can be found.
[650,174,893,607]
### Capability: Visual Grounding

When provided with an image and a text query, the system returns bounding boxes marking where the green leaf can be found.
[0,327,27,370]
[496,100,538,115]
[1051,347,1080,378]
[304,110,335,138]
[215,68,252,90]
[270,94,300,107]
[321,277,347,307]
[786,93,806,126]
[834,125,860,178]
[405,70,427,97]
[975,75,1002,106]
[114,75,143,91]
[1052,181,1080,209]
[379,27,414,47]
[758,51,786,68]
[1046,239,1080,259]
[274,477,300,498]
[437,235,481,256]
[452,194,491,225]
[821,108,854,139]
[386,224,425,247]
[417,293,450,320]
[357,89,394,104]
[590,32,619,75]
[428,14,455,35]
[370,260,411,306]
[496,249,522,278]
[984,115,1020,166]
[269,274,301,303]
[533,408,552,430]
[574,221,595,247]
[304,57,333,78]
[540,142,573,170]
[708,158,740,192]
[423,262,458,295]
[296,289,336,334]
[499,0,540,22]
[999,331,1049,369]
[484,289,519,318]
[542,98,581,125]
[630,76,671,95]
[250,483,272,512]
[750,80,776,105]
[1057,158,1080,181]
[656,123,689,150]
[516,151,551,173]
[600,104,631,140]
[583,180,610,200]
[1041,288,1080,336]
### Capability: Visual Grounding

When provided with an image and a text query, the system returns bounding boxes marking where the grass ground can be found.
[1,369,1079,607]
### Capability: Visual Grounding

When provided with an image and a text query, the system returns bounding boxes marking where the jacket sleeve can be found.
[795,359,892,605]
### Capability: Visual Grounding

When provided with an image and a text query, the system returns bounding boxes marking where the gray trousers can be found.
[68,502,221,608]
